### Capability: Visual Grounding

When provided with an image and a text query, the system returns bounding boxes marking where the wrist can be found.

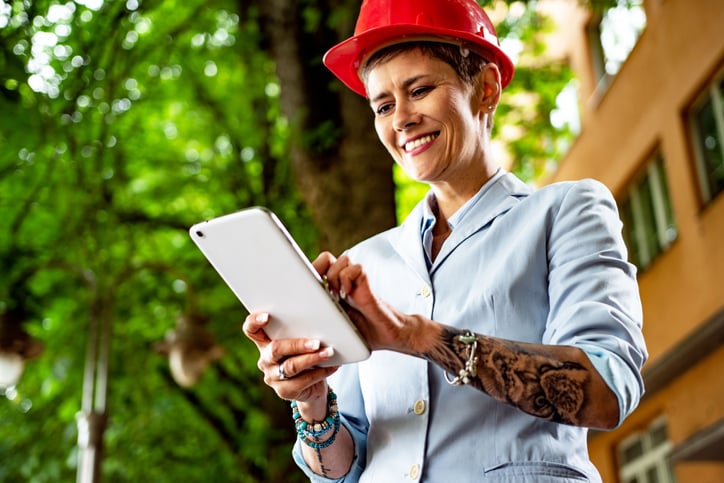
[399,313,442,356]
[295,389,330,422]
[292,387,340,449]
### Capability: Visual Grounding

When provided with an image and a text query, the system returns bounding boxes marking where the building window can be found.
[619,152,677,271]
[588,0,646,91]
[618,418,677,483]
[690,71,724,205]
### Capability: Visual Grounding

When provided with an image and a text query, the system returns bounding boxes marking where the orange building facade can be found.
[540,0,724,482]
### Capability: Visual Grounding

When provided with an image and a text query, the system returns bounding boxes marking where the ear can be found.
[480,62,502,110]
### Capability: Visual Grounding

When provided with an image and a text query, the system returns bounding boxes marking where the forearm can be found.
[296,394,355,478]
[300,425,354,478]
[339,270,621,429]
[420,321,620,429]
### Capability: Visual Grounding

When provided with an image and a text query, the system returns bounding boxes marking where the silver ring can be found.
[278,363,289,380]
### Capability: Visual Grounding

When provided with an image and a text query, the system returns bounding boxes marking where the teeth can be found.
[405,134,437,152]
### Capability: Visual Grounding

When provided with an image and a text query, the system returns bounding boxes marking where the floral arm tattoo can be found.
[424,326,590,426]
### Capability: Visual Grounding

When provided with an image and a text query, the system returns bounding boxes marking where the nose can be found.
[393,99,420,131]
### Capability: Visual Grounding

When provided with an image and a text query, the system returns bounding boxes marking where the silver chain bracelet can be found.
[444,331,479,386]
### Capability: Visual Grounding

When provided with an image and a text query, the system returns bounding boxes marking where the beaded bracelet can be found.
[291,387,340,449]
[299,418,340,449]
[444,330,479,386]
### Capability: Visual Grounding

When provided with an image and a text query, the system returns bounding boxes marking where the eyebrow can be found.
[369,74,428,104]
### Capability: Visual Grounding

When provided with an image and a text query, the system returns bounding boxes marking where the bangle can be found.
[444,330,479,386]
[291,387,340,449]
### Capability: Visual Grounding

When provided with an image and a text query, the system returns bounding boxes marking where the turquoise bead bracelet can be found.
[291,387,340,449]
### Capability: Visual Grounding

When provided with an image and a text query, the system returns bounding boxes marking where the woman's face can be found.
[365,48,487,187]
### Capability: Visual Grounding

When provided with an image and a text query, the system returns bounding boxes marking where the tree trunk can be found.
[259,0,397,254]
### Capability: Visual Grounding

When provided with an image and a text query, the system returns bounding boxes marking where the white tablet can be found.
[189,207,370,366]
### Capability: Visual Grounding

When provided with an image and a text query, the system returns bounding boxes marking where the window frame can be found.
[585,0,647,98]
[618,417,677,483]
[619,150,677,271]
[688,69,724,206]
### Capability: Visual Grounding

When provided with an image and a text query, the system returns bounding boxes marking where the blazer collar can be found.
[390,172,532,277]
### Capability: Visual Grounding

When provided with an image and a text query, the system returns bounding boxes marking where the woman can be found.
[243,0,647,481]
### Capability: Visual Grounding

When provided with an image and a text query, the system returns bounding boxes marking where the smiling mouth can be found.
[404,133,439,152]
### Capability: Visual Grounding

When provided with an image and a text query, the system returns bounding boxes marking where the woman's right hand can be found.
[314,251,430,356]
[242,311,339,420]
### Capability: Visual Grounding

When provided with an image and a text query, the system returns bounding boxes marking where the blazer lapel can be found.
[431,173,532,271]
[385,172,532,279]
[389,201,432,284]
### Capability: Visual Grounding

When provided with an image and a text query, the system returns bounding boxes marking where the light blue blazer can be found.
[294,172,647,483]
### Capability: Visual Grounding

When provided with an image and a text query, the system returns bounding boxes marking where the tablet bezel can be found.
[189,207,371,366]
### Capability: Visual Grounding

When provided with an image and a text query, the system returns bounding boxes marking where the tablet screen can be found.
[189,207,370,366]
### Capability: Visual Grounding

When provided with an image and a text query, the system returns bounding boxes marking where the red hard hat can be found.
[323,0,515,97]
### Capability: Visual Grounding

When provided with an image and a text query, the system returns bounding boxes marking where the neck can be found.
[430,217,451,262]
[431,165,498,220]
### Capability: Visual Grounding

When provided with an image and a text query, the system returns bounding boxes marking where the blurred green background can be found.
[0,0,576,481]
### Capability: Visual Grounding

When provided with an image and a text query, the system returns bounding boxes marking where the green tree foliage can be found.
[1,0,577,481]
[1,0,311,481]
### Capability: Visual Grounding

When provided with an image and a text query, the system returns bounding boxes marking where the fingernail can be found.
[339,287,346,300]
[256,313,269,323]
[320,346,335,359]
[305,339,320,350]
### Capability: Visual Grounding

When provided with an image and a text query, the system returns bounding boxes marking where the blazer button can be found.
[409,463,421,480]
[413,399,426,415]
[420,284,431,297]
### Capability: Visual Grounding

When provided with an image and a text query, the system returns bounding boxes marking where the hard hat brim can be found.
[323,24,515,98]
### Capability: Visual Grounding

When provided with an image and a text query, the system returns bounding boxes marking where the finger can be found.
[325,254,351,294]
[242,311,270,337]
[242,312,272,346]
[338,263,363,300]
[276,366,340,402]
[278,346,336,379]
[262,347,337,394]
[312,251,337,278]
[266,337,325,365]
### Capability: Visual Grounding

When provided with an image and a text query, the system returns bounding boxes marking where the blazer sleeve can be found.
[544,179,648,427]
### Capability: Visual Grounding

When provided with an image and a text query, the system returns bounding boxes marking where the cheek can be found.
[373,118,384,140]
[446,104,478,140]
[374,120,396,152]
[440,108,465,143]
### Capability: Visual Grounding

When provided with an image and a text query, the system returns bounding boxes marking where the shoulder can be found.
[494,172,614,211]
[534,178,614,203]
[346,224,400,262]
[524,178,618,220]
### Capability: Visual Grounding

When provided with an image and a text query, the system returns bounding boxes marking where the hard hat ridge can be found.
[323,0,515,97]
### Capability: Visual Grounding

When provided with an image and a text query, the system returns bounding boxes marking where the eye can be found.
[411,86,433,98]
[375,102,394,116]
